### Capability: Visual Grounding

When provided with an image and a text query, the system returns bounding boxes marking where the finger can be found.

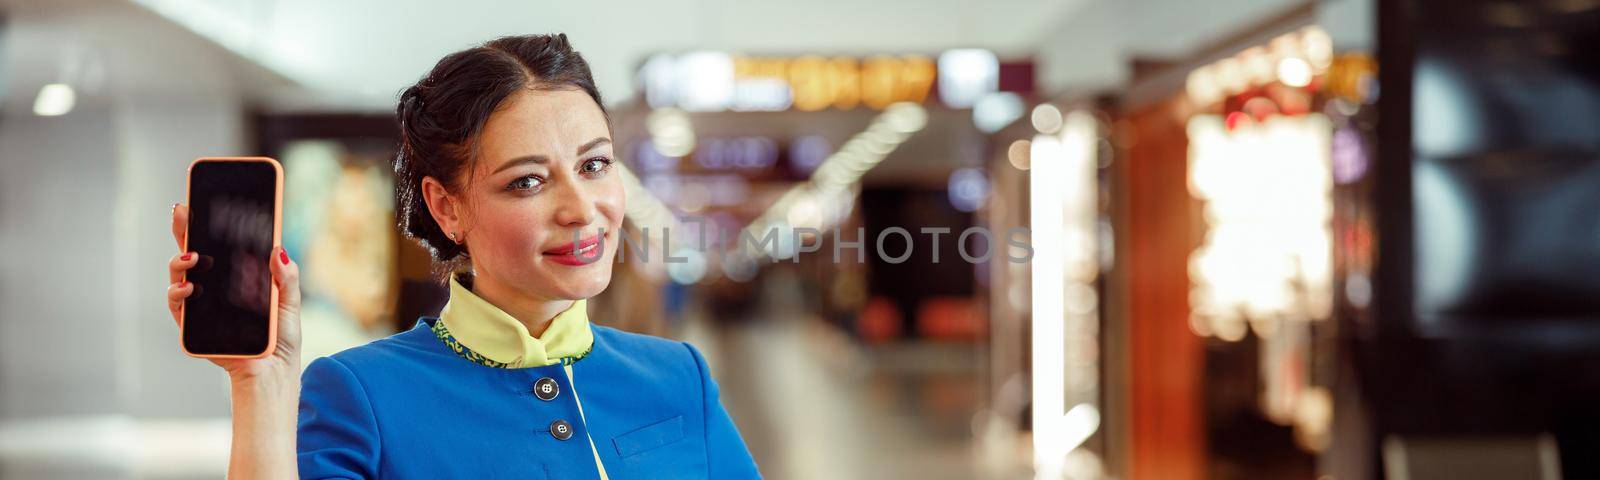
[171,203,189,250]
[169,251,198,284]
[268,246,302,318]
[167,280,194,327]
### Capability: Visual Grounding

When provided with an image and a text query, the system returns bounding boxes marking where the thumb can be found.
[269,246,302,318]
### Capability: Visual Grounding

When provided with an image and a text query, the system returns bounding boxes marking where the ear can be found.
[421,176,465,242]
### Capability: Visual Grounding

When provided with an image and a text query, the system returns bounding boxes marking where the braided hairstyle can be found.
[394,33,607,284]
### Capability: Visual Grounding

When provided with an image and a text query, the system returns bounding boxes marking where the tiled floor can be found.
[686,311,1001,480]
[0,416,229,479]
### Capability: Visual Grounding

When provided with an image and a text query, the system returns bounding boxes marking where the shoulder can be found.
[588,325,713,391]
[592,325,711,369]
[592,325,697,359]
[302,321,454,387]
[331,322,441,365]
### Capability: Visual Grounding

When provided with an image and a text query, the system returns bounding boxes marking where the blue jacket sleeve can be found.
[298,356,380,479]
[683,342,762,479]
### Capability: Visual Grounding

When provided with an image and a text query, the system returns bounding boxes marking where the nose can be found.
[551,179,598,228]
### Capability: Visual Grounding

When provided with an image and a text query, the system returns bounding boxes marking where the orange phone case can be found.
[179,156,284,360]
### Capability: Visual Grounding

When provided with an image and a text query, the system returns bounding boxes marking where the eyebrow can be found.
[491,137,613,175]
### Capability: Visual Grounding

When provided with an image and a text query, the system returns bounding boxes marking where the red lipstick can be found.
[543,233,604,266]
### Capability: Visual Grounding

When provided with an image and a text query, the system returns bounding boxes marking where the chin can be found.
[573,276,613,299]
[547,267,614,300]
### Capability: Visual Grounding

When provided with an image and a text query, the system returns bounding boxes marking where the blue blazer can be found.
[297,316,761,479]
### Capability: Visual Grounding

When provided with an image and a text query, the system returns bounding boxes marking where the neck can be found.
[466,272,574,338]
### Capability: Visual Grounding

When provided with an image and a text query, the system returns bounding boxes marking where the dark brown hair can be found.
[394,33,607,283]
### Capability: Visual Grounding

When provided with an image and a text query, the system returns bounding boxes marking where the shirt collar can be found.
[438,274,594,368]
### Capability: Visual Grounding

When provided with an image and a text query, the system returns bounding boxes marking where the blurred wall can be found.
[0,106,124,417]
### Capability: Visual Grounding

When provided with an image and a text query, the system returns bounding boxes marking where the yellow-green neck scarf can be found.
[436,275,593,368]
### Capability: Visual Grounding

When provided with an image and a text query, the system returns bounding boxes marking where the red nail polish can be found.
[182,252,193,261]
[279,249,290,265]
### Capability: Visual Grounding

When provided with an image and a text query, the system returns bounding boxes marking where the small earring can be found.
[449,232,460,243]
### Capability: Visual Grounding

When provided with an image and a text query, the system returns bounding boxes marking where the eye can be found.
[506,174,545,193]
[579,157,613,176]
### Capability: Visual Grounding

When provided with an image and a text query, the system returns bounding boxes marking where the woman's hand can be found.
[169,202,304,479]
[166,202,304,380]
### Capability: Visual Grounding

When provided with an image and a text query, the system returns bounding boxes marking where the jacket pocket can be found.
[612,415,685,459]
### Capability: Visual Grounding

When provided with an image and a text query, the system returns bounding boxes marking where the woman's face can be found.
[449,87,623,301]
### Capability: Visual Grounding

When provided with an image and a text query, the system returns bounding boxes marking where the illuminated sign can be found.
[1186,26,1335,107]
[1031,111,1102,477]
[1187,113,1333,339]
[639,50,1015,112]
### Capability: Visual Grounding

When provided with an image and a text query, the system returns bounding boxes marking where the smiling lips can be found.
[542,233,604,266]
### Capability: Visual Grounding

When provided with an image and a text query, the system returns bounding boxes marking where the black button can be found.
[533,377,559,401]
[550,419,574,441]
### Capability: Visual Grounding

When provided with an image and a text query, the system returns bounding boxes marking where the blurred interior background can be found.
[1,0,1597,478]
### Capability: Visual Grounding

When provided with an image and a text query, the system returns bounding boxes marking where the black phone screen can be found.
[183,160,279,356]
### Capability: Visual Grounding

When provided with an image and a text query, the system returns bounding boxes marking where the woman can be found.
[165,34,761,479]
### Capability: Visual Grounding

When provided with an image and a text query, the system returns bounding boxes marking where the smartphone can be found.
[180,157,283,359]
